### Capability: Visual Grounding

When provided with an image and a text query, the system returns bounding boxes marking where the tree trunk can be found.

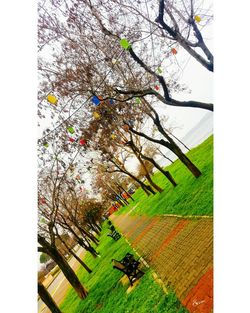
[117,183,135,201]
[145,173,164,192]
[57,234,92,274]
[38,236,88,299]
[171,144,201,177]
[130,143,164,192]
[70,249,92,273]
[38,282,62,313]
[110,159,155,196]
[144,157,177,187]
[135,147,177,187]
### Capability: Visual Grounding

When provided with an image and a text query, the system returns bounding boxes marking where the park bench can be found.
[107,230,121,241]
[112,253,144,286]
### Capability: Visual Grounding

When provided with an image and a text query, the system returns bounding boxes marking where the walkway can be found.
[110,213,213,313]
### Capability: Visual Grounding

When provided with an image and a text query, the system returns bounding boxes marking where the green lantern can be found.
[120,38,131,50]
[135,97,141,104]
[67,127,75,134]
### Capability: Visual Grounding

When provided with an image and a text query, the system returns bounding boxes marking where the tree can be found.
[38,281,62,313]
[40,252,51,264]
[38,234,88,299]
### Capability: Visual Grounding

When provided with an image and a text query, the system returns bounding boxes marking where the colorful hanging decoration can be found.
[135,97,141,104]
[79,138,86,146]
[120,38,131,50]
[40,217,46,224]
[171,48,178,55]
[110,134,116,140]
[123,124,130,132]
[109,99,114,105]
[194,15,201,22]
[69,137,75,142]
[154,85,160,91]
[40,198,46,204]
[93,112,101,119]
[47,94,58,105]
[67,127,75,134]
[43,142,49,148]
[127,120,134,126]
[157,67,163,74]
[92,96,101,106]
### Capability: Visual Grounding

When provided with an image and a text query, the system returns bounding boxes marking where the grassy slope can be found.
[60,222,188,313]
[116,135,213,217]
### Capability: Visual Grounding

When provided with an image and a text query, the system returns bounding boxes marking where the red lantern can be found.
[69,137,75,142]
[40,198,46,204]
[154,85,160,91]
[171,48,177,55]
[79,139,86,145]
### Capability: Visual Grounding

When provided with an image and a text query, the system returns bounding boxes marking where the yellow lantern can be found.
[111,134,116,140]
[93,112,101,119]
[194,15,201,22]
[47,94,58,105]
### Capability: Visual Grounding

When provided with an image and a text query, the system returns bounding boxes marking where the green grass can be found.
[60,222,188,313]
[116,135,213,217]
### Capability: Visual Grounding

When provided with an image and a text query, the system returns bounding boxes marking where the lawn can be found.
[59,222,188,313]
[116,135,213,217]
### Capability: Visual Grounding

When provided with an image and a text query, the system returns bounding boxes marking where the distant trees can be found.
[40,253,51,264]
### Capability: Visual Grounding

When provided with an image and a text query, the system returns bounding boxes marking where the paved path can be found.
[111,213,213,313]
[38,247,86,313]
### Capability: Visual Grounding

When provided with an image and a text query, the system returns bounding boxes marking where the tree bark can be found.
[128,142,164,192]
[140,154,177,187]
[109,159,156,196]
[117,183,135,201]
[57,233,92,274]
[38,236,88,299]
[38,282,62,313]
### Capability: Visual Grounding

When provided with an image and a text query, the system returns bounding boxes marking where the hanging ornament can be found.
[135,97,141,104]
[120,38,131,50]
[47,94,58,105]
[79,138,86,145]
[154,85,160,91]
[194,15,201,22]
[171,48,178,55]
[128,120,134,126]
[43,142,49,148]
[92,96,101,106]
[40,198,46,204]
[110,134,116,140]
[69,137,75,143]
[157,67,163,74]
[93,112,101,119]
[67,127,75,134]
[123,124,130,132]
[109,99,114,105]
